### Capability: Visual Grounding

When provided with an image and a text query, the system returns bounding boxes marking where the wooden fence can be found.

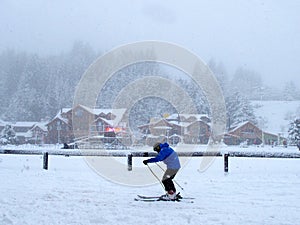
[1,149,300,172]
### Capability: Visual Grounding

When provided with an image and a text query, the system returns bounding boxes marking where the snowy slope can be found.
[252,100,300,136]
[1,145,300,225]
[1,101,300,225]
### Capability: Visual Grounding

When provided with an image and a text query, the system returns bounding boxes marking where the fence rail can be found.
[1,149,300,172]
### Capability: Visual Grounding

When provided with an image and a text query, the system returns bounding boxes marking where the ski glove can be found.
[143,160,148,165]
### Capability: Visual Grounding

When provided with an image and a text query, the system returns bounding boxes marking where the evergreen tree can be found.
[288,118,300,144]
[230,67,263,100]
[208,58,229,96]
[282,81,300,101]
[1,124,16,144]
[226,91,256,129]
[1,42,97,121]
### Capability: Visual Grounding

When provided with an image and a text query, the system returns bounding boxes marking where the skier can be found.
[143,142,181,200]
[297,140,300,151]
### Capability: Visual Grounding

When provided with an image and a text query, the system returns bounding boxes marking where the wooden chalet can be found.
[46,105,128,145]
[223,121,284,146]
[262,131,286,146]
[138,113,211,145]
[138,118,180,146]
[27,121,48,144]
[46,108,72,144]
[224,121,263,145]
[0,121,46,144]
[184,120,211,144]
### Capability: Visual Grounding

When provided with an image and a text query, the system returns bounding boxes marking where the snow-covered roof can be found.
[78,105,126,120]
[31,122,48,132]
[167,113,210,121]
[11,122,37,128]
[51,112,69,124]
[153,126,172,130]
[78,105,109,115]
[0,121,43,139]
[104,108,127,125]
[229,121,256,133]
[138,117,201,129]
[50,105,127,127]
[96,117,114,126]
[15,130,33,138]
[168,120,190,128]
[61,108,72,114]
[93,108,127,126]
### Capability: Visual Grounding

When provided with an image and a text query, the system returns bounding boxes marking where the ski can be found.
[134,198,159,202]
[135,193,195,203]
[134,197,194,203]
[137,194,195,200]
[135,197,181,202]
[137,195,161,199]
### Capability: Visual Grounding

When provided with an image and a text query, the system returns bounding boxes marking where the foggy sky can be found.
[1,0,299,87]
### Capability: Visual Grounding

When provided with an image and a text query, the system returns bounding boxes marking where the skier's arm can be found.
[146,149,172,163]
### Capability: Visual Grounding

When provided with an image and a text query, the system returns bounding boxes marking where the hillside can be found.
[251,100,300,137]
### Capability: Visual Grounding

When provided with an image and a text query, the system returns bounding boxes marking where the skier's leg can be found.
[162,169,178,192]
[162,177,175,192]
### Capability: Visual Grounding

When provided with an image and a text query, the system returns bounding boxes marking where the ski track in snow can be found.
[0,146,300,225]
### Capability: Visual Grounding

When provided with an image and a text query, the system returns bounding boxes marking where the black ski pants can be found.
[162,168,179,193]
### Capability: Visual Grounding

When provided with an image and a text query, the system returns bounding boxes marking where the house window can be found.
[97,121,104,132]
[74,109,83,117]
[243,128,254,134]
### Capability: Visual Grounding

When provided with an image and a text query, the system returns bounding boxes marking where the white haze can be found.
[0,0,300,87]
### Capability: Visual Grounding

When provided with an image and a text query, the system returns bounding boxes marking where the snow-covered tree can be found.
[97,62,209,132]
[282,81,300,101]
[1,42,97,121]
[1,124,16,144]
[230,67,263,100]
[208,58,229,96]
[288,118,300,144]
[226,91,256,129]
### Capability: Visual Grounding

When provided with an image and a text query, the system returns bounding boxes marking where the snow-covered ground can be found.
[252,100,300,136]
[1,145,300,225]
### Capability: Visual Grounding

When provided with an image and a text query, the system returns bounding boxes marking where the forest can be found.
[1,41,300,130]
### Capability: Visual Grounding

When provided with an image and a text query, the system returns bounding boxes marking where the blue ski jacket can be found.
[147,143,181,169]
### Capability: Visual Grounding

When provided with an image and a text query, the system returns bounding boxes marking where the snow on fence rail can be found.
[1,149,300,172]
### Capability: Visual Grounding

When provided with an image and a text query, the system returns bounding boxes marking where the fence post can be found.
[43,152,48,170]
[224,153,229,173]
[127,154,132,171]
